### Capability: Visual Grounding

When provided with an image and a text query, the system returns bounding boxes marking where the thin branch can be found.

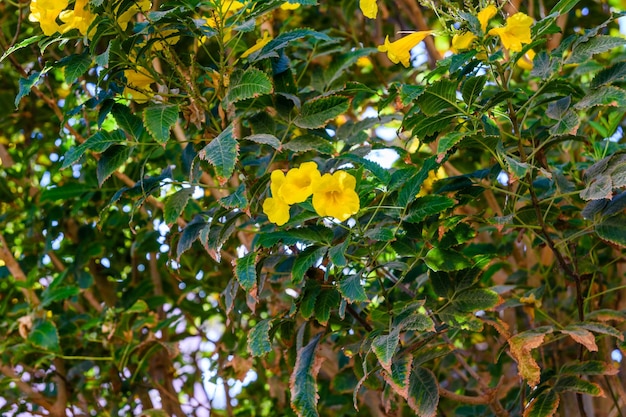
[0,233,39,305]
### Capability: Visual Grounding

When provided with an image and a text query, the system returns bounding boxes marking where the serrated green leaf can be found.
[41,286,80,307]
[290,332,322,417]
[461,75,487,107]
[235,252,257,292]
[554,375,603,396]
[399,311,435,332]
[254,28,332,61]
[398,157,438,207]
[256,226,333,248]
[143,104,179,144]
[566,36,626,64]
[176,218,206,259]
[219,183,248,209]
[341,154,391,183]
[404,195,455,223]
[577,321,624,340]
[560,360,618,376]
[549,109,579,136]
[324,48,377,87]
[164,188,194,225]
[301,281,321,319]
[523,389,559,417]
[0,35,43,64]
[407,111,458,141]
[62,130,126,169]
[453,289,500,312]
[383,356,412,398]
[283,135,334,154]
[248,319,272,356]
[437,131,467,158]
[15,71,42,107]
[28,320,60,353]
[292,246,327,285]
[595,215,626,247]
[549,0,580,15]
[40,183,93,202]
[314,288,340,325]
[424,248,471,272]
[97,145,132,187]
[243,133,281,149]
[112,103,146,141]
[372,329,400,372]
[338,274,367,303]
[225,68,273,105]
[199,125,239,184]
[294,96,350,129]
[407,366,439,417]
[575,86,626,109]
[399,84,425,106]
[328,239,349,267]
[417,79,459,116]
[364,227,395,241]
[60,54,92,84]
[591,61,626,88]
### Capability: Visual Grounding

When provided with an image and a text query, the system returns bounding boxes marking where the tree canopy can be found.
[2,0,626,416]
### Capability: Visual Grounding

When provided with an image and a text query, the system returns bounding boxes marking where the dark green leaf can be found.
[143,104,179,144]
[219,184,248,209]
[341,154,391,183]
[40,183,93,202]
[301,281,321,319]
[595,215,626,247]
[314,288,340,325]
[397,157,438,207]
[364,227,395,241]
[243,133,281,149]
[28,320,60,353]
[566,36,626,64]
[97,145,132,187]
[591,61,626,88]
[407,366,439,417]
[176,218,206,259]
[225,68,273,105]
[554,376,603,396]
[437,131,467,158]
[461,75,487,107]
[523,389,559,417]
[453,289,500,312]
[549,0,580,15]
[0,35,43,63]
[62,130,126,169]
[60,54,92,84]
[235,252,257,292]
[256,226,333,248]
[338,274,367,303]
[15,71,42,107]
[164,188,194,225]
[254,28,332,61]
[199,125,239,183]
[290,332,322,417]
[41,286,79,307]
[372,329,400,372]
[248,319,272,356]
[292,246,327,285]
[112,103,146,141]
[424,248,472,272]
[417,79,459,116]
[404,195,455,223]
[575,86,626,109]
[283,135,334,154]
[560,360,618,376]
[294,96,350,129]
[328,239,349,267]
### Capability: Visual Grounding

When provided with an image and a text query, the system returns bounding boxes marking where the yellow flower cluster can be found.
[29,0,96,37]
[263,162,360,225]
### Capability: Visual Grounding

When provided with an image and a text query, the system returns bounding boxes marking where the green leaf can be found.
[219,184,248,209]
[41,286,79,307]
[176,218,206,259]
[591,61,626,88]
[437,131,467,158]
[0,35,43,64]
[290,332,322,417]
[248,319,272,356]
[301,281,321,319]
[254,28,332,61]
[408,111,458,141]
[364,227,395,241]
[424,248,472,272]
[577,321,624,341]
[62,130,126,169]
[256,226,333,248]
[595,215,626,248]
[283,135,334,154]
[452,289,500,312]
[292,246,327,285]
[294,96,350,129]
[143,104,179,144]
[40,183,93,202]
[199,125,239,184]
[328,239,349,267]
[243,133,281,149]
[338,274,367,303]
[28,320,60,353]
[548,0,580,15]
[383,356,412,398]
[112,103,146,141]
[404,195,455,223]
[575,86,626,109]
[549,109,579,136]
[341,154,391,183]
[15,71,42,107]
[225,68,273,105]
[398,311,435,332]
[372,329,400,372]
[560,360,618,376]
[314,288,340,325]
[407,366,439,417]
[323,48,377,87]
[566,36,626,64]
[417,79,459,116]
[60,53,92,84]
[523,389,559,417]
[164,188,194,225]
[398,157,438,207]
[97,145,132,187]
[461,75,487,107]
[235,252,257,292]
[554,375,603,396]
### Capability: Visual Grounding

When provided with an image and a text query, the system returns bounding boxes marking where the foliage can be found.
[1,0,626,416]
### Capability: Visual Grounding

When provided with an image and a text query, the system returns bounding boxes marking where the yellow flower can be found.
[152,29,181,51]
[417,167,446,197]
[451,31,477,53]
[378,31,433,67]
[29,0,68,36]
[281,2,300,10]
[488,12,533,52]
[241,31,272,58]
[124,68,154,103]
[279,162,322,204]
[312,171,360,221]
[263,170,291,226]
[477,5,498,33]
[206,0,245,28]
[359,0,378,19]
[516,49,535,70]
[59,0,97,37]
[116,0,152,31]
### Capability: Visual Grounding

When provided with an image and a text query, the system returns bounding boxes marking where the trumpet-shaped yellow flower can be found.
[451,31,477,53]
[59,0,96,37]
[116,0,152,31]
[488,12,533,52]
[263,170,291,226]
[516,49,535,70]
[312,171,360,221]
[241,31,272,58]
[29,0,68,36]
[124,68,154,103]
[279,162,322,204]
[477,5,498,33]
[281,2,300,10]
[378,31,433,67]
[359,0,378,19]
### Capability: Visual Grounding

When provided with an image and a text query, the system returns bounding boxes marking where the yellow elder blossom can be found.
[281,2,300,10]
[124,68,154,103]
[359,0,378,19]
[451,31,477,53]
[279,161,322,205]
[263,170,291,226]
[59,0,96,37]
[241,31,272,58]
[378,31,433,67]
[488,12,533,52]
[516,49,536,70]
[29,0,68,36]
[312,171,360,222]
[116,0,152,31]
[477,5,498,33]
